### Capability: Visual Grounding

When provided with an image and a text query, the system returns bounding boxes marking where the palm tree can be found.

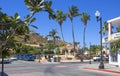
[55,10,66,42]
[47,29,60,48]
[102,22,108,35]
[68,6,80,53]
[103,21,114,35]
[74,42,80,47]
[116,25,120,32]
[81,12,90,62]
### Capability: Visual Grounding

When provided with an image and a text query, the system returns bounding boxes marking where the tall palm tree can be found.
[68,6,80,52]
[81,12,90,62]
[47,29,60,48]
[55,10,66,42]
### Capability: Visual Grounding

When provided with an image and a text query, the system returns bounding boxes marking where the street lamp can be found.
[89,42,91,64]
[95,10,104,69]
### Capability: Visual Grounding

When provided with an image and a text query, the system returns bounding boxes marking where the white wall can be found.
[109,49,120,67]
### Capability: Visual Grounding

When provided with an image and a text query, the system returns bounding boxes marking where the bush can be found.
[42,51,54,54]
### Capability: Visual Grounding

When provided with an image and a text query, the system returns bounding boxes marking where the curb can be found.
[83,67,120,74]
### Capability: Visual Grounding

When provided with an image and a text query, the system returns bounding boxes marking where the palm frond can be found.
[81,12,90,26]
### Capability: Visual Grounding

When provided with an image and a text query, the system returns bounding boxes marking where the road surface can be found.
[0,60,120,76]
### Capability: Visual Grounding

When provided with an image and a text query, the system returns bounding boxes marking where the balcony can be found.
[102,32,120,43]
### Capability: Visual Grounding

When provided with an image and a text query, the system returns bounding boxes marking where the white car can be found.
[0,58,11,64]
[93,56,101,61]
[10,57,17,61]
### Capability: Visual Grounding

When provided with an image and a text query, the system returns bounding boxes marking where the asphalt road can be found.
[0,60,120,76]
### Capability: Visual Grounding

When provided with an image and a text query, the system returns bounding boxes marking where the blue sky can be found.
[0,0,120,48]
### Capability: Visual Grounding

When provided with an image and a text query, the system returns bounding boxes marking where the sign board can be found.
[102,32,120,43]
[114,33,120,39]
[102,37,108,43]
[108,32,120,43]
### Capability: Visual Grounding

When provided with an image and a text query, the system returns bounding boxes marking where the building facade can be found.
[102,17,120,67]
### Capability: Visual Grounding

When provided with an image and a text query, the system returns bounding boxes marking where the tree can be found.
[90,45,100,55]
[111,39,120,53]
[0,0,55,57]
[102,22,108,35]
[55,47,61,55]
[0,0,54,75]
[15,45,39,54]
[44,43,54,52]
[74,42,80,47]
[116,25,120,32]
[68,6,80,52]
[47,29,60,48]
[81,12,90,62]
[55,10,66,42]
[102,21,114,35]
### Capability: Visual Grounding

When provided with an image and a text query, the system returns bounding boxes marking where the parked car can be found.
[23,54,36,61]
[93,55,101,61]
[0,58,11,64]
[93,55,109,61]
[10,56,17,61]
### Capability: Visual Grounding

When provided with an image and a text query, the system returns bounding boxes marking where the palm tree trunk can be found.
[60,25,65,42]
[60,25,67,58]
[53,37,56,48]
[83,26,86,52]
[81,26,86,62]
[71,20,76,54]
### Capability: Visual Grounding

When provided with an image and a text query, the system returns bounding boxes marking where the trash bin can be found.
[54,57,57,62]
[53,56,61,62]
[48,55,51,62]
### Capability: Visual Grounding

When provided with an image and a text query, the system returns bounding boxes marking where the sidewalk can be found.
[60,59,120,74]
[83,62,120,74]
[36,59,120,74]
[60,59,90,63]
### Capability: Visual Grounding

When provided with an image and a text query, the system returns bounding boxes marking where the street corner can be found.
[83,67,120,75]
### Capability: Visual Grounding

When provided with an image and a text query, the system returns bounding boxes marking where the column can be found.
[108,22,112,36]
[118,49,120,67]
[108,22,112,64]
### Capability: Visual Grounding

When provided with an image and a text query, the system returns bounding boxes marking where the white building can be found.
[102,17,120,67]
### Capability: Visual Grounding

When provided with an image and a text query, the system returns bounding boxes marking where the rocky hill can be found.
[17,33,48,45]
[28,33,48,44]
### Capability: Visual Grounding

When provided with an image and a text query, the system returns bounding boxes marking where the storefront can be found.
[102,16,120,67]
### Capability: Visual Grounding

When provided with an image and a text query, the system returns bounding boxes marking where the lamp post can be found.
[89,42,91,64]
[95,10,104,69]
